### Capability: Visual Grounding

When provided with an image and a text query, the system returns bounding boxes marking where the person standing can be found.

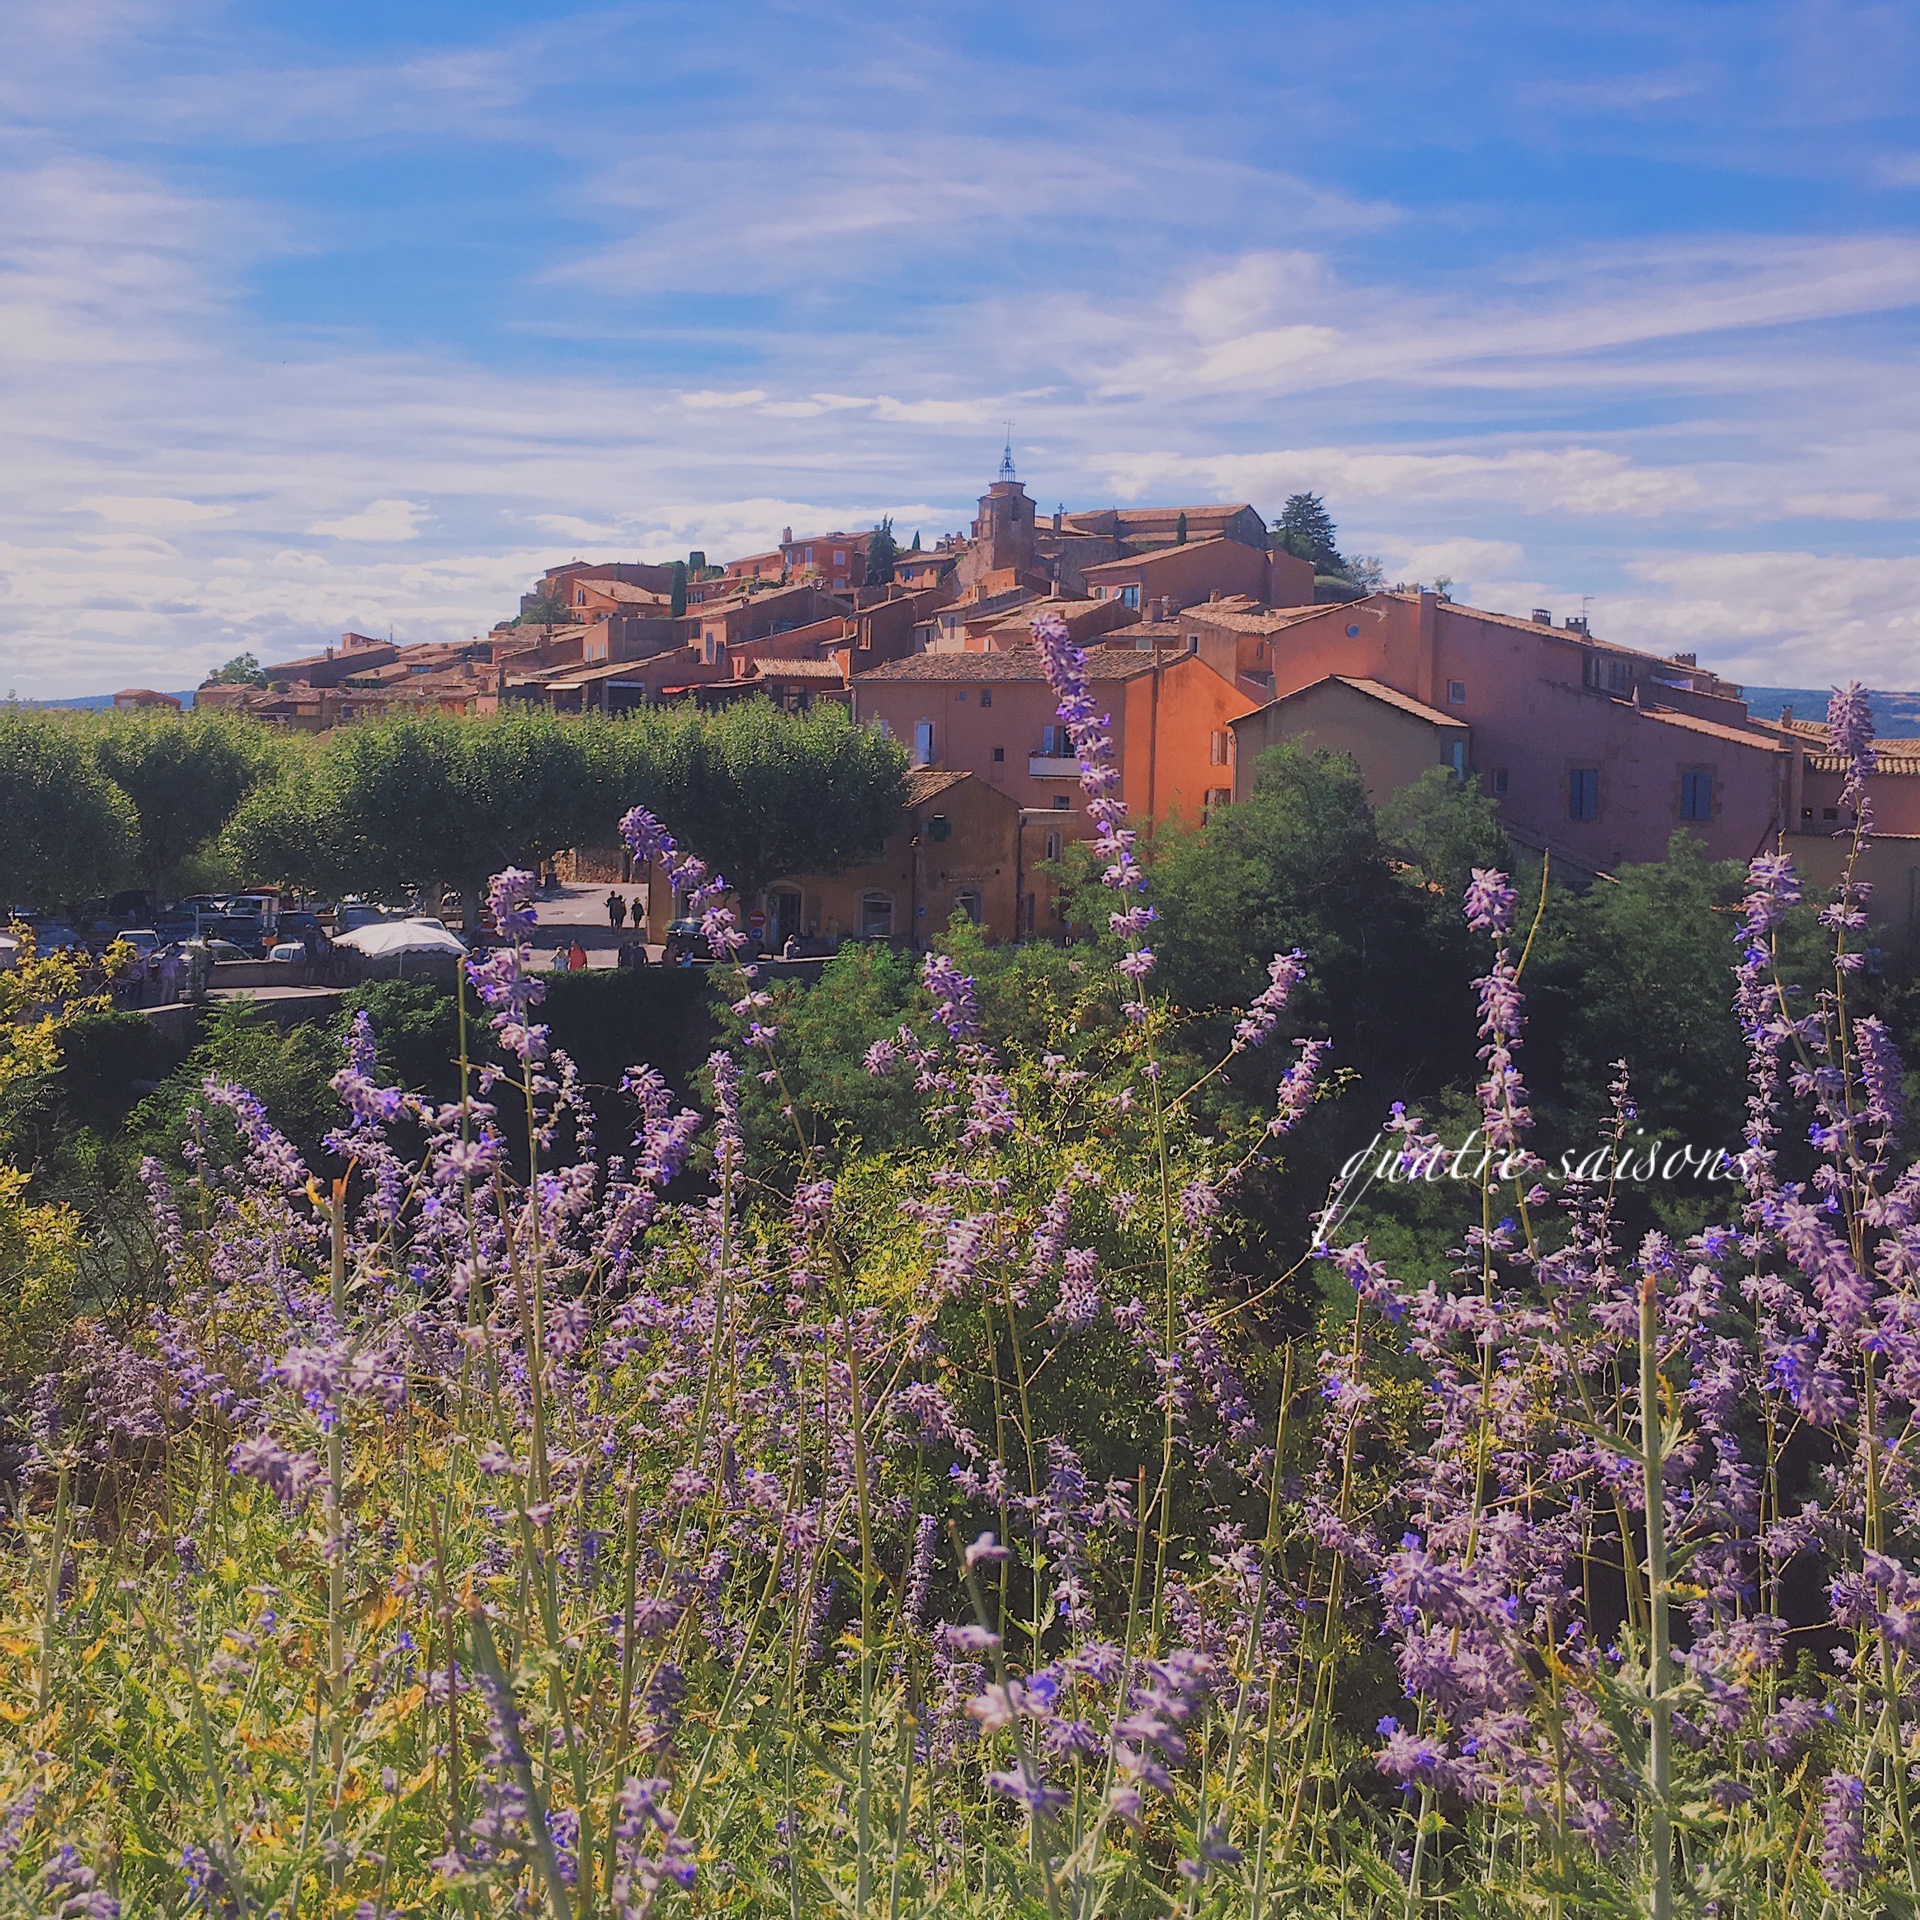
[568,937,588,972]
[607,891,627,931]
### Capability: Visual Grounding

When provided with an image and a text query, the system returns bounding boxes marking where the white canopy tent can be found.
[332,918,468,976]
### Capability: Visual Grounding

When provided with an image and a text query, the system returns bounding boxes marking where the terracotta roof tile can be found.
[904,767,973,804]
[1637,705,1787,751]
[853,643,1157,684]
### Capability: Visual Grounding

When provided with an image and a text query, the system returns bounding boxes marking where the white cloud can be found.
[679,389,767,410]
[1783,491,1906,520]
[308,499,427,542]
[1604,551,1920,687]
[81,494,233,526]
[1093,445,1699,517]
[874,395,998,427]
[530,513,629,542]
[1386,537,1526,587]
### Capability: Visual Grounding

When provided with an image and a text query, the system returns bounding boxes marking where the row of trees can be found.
[0,700,907,911]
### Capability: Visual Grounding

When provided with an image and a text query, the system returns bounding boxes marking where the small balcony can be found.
[1028,753,1081,777]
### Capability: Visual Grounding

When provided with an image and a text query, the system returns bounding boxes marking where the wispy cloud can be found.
[1,2,1918,694]
[308,499,427,542]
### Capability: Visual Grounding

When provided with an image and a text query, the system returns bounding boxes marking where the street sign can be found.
[748,909,766,931]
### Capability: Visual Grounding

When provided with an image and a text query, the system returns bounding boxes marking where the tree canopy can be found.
[669,562,688,618]
[225,703,908,908]
[0,710,137,908]
[1274,492,1344,572]
[205,653,267,687]
[865,516,899,587]
[89,707,274,898]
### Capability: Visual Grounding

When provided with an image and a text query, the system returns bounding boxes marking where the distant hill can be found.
[1741,686,1920,736]
[15,691,198,711]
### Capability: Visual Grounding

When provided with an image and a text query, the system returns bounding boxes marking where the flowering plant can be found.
[0,662,1910,1920]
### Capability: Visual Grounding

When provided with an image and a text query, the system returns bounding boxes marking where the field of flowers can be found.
[0,617,1913,1917]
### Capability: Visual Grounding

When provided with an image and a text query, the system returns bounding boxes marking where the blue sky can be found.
[2,0,1918,695]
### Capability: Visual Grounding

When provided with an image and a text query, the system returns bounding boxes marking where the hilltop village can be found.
[132,463,1913,949]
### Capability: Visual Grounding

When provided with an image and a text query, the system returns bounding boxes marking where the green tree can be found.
[515,596,570,628]
[1527,832,1754,1145]
[224,704,906,918]
[1379,764,1510,902]
[0,710,136,907]
[617,699,907,900]
[88,707,276,899]
[910,529,922,552]
[1147,742,1478,1093]
[670,562,688,618]
[205,653,268,687]
[1274,492,1345,573]
[866,516,899,587]
[226,713,607,916]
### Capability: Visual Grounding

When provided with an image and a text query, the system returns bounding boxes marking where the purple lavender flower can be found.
[1464,867,1517,934]
[923,951,981,1040]
[1233,949,1306,1052]
[1820,1771,1869,1891]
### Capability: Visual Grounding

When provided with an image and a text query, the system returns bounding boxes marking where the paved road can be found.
[523,882,653,970]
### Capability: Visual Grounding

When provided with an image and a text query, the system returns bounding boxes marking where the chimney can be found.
[781,526,793,546]
[1531,608,1553,625]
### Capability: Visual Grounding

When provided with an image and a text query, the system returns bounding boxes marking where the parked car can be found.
[338,904,389,933]
[662,918,713,965]
[267,942,306,963]
[203,939,253,963]
[116,929,163,957]
[276,910,330,951]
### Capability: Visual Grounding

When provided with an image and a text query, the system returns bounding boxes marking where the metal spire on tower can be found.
[998,428,1016,482]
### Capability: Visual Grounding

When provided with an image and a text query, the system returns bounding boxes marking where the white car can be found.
[268,941,307,963]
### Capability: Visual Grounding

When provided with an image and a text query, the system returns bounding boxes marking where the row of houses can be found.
[156,456,1920,951]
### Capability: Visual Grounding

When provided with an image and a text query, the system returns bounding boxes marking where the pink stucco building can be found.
[1225,591,1796,872]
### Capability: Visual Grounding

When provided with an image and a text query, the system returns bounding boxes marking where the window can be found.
[1204,787,1231,818]
[913,721,935,766]
[835,550,846,566]
[804,546,813,563]
[1120,585,1141,611]
[1608,659,1630,692]
[1449,740,1467,779]
[979,688,991,708]
[702,637,717,665]
[1052,795,1070,810]
[576,588,587,606]
[955,690,967,702]
[1569,767,1599,821]
[1043,830,1063,861]
[926,813,951,843]
[1680,770,1713,821]
[1040,724,1069,755]
[1448,680,1467,706]
[1492,768,1509,796]
[1209,730,1230,765]
[992,746,1005,763]
[858,892,894,939]
[955,890,983,925]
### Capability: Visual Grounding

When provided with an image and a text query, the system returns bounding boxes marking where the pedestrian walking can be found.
[568,938,588,972]
[607,891,626,930]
